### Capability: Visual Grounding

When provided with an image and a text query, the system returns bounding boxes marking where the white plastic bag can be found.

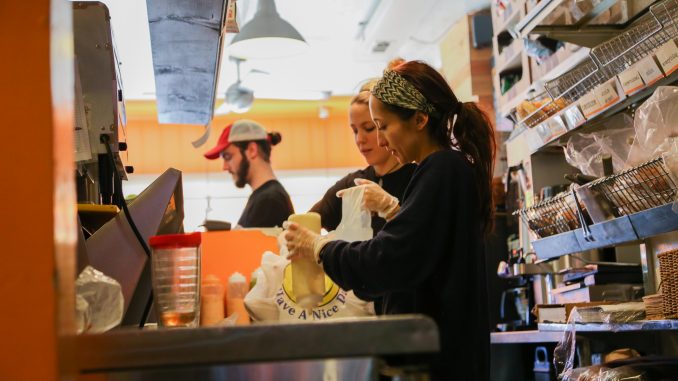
[626,86,678,168]
[75,266,123,333]
[243,251,373,322]
[335,186,373,242]
[244,189,376,322]
[564,113,634,176]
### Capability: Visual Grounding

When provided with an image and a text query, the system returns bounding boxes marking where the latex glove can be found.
[337,178,400,220]
[283,222,331,263]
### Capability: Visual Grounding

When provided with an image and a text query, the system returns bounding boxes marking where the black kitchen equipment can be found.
[497,283,535,331]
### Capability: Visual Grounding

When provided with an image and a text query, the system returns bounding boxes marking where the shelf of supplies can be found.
[533,202,678,260]
[491,330,563,344]
[515,0,654,47]
[532,70,678,153]
[493,0,526,36]
[538,320,678,332]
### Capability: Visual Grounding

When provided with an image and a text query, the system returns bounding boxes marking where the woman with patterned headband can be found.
[285,61,495,380]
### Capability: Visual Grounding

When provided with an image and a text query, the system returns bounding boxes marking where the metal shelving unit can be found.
[514,0,678,132]
[531,202,678,260]
[538,319,678,331]
[516,0,658,47]
[527,70,678,153]
[492,320,678,344]
[491,330,563,343]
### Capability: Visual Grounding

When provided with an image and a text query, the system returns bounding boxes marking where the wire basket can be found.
[595,0,678,78]
[515,0,678,129]
[657,248,678,319]
[588,157,678,216]
[515,191,582,238]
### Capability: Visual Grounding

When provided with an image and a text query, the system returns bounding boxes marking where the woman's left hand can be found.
[284,222,329,263]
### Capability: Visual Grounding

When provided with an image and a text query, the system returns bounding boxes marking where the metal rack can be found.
[590,157,678,216]
[517,157,678,241]
[514,0,678,130]
[516,190,582,238]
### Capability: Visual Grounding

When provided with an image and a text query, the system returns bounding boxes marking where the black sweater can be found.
[320,150,489,381]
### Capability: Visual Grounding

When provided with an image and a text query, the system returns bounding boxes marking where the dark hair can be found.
[233,132,282,163]
[383,61,497,235]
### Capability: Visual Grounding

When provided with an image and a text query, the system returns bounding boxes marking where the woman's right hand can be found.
[337,178,400,220]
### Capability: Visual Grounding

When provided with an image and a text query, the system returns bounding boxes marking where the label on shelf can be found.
[579,91,603,119]
[635,55,664,87]
[618,67,644,96]
[655,40,678,76]
[534,116,567,145]
[594,78,622,111]
[562,104,586,130]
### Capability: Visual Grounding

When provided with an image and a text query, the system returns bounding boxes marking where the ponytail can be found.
[451,102,496,235]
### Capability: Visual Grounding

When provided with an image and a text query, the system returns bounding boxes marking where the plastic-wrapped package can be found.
[553,303,648,379]
[626,86,678,168]
[75,266,123,333]
[524,37,563,63]
[564,113,635,176]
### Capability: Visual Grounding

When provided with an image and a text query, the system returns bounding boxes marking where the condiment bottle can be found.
[200,274,224,326]
[227,272,250,325]
[288,212,325,310]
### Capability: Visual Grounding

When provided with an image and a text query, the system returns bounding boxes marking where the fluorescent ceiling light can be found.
[229,0,308,59]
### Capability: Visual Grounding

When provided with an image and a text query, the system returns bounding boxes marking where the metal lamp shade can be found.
[229,0,307,59]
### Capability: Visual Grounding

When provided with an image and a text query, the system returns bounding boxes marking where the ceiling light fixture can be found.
[229,0,308,59]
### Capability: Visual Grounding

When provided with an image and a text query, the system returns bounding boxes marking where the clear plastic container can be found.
[149,232,201,328]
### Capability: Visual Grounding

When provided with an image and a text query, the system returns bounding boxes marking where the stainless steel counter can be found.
[69,314,439,380]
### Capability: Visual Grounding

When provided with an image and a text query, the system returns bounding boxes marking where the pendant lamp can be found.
[229,0,308,59]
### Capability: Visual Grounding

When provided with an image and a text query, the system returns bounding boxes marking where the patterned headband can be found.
[371,70,438,116]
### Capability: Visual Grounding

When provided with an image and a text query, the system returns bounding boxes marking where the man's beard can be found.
[234,155,250,188]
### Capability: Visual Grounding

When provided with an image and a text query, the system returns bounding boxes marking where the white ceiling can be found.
[101,0,489,101]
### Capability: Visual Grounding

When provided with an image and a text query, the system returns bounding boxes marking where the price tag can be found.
[579,91,602,118]
[594,78,621,110]
[655,40,678,76]
[636,55,664,86]
[618,67,644,96]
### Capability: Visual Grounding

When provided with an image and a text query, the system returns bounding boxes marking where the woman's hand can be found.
[337,178,400,220]
[283,222,330,263]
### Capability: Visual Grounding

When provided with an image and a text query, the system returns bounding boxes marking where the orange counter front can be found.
[200,230,279,292]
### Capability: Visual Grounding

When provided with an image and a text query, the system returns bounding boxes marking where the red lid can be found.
[149,232,202,249]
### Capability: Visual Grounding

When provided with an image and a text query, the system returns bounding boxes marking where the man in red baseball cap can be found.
[204,120,294,228]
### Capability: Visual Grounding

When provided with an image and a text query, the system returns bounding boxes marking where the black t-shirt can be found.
[320,150,490,381]
[238,180,294,228]
[310,163,416,232]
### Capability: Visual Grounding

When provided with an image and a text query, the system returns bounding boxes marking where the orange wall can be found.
[1,0,76,380]
[123,98,365,174]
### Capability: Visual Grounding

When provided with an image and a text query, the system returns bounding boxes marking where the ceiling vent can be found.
[371,41,391,53]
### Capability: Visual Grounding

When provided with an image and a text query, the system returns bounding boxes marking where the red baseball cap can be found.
[204,119,268,160]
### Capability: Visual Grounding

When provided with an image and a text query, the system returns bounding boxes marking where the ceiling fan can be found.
[214,57,257,115]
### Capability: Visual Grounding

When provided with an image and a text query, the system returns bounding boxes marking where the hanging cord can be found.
[101,134,153,328]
